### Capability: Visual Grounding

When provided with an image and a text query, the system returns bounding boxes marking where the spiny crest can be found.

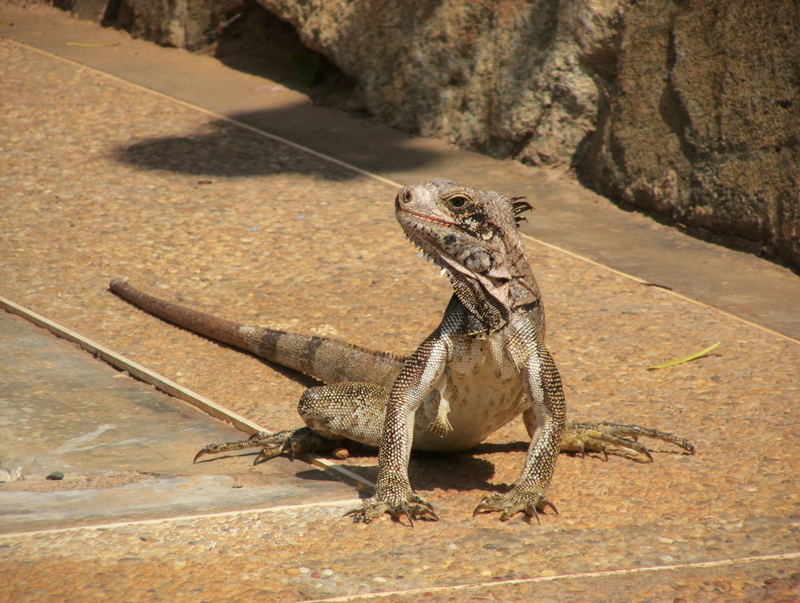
[509,196,533,226]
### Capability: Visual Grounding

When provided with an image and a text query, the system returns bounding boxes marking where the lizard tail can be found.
[109,279,405,387]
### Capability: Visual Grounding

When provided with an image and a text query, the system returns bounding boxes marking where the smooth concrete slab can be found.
[0,311,354,534]
[1,4,799,341]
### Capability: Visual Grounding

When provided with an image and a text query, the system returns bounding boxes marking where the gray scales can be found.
[110,179,694,524]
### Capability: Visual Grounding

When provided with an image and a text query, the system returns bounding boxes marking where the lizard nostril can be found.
[396,187,413,206]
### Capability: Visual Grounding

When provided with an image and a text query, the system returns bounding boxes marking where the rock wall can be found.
[258,0,616,168]
[580,0,800,264]
[57,0,245,49]
[56,0,800,268]
[112,0,244,50]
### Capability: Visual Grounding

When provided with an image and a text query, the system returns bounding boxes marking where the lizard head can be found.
[395,178,538,318]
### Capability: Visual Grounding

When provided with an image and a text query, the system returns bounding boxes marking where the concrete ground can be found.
[1,4,799,601]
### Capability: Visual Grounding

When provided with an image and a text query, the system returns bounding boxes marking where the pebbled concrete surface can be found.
[1,4,799,601]
[1,505,798,601]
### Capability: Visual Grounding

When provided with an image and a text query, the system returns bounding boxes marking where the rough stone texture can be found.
[60,0,111,23]
[110,0,244,50]
[257,0,612,169]
[580,0,800,266]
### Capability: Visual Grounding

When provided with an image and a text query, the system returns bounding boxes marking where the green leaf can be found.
[648,341,721,370]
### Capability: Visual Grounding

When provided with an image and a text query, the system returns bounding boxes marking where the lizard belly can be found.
[413,335,527,452]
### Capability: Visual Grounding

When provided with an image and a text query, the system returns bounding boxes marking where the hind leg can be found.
[194,382,389,464]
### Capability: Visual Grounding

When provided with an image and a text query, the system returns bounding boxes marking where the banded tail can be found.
[109,280,404,387]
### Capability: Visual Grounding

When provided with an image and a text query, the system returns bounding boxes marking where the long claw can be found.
[346,494,438,525]
[193,440,256,463]
[253,447,282,465]
[473,490,557,523]
[343,507,362,522]
[194,429,317,466]
[472,502,490,518]
[562,421,694,462]
[399,510,414,528]
[540,497,559,516]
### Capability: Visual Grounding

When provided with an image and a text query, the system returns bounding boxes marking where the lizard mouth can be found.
[397,206,457,229]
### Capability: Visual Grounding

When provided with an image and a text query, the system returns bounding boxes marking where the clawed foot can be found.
[345,492,439,526]
[473,489,558,524]
[561,421,695,462]
[193,427,328,464]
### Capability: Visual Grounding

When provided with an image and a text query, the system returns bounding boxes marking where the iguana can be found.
[109,178,693,524]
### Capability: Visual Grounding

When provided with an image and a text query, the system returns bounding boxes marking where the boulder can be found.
[256,0,614,168]
[109,0,245,50]
[580,0,800,265]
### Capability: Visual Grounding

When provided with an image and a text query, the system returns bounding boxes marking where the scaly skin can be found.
[111,179,694,524]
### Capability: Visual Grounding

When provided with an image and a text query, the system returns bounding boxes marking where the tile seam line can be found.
[0,499,360,539]
[525,236,800,345]
[6,37,798,347]
[303,551,800,603]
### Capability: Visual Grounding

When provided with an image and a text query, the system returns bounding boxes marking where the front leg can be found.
[347,333,450,524]
[474,341,567,522]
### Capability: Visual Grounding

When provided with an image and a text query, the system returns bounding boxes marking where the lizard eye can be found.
[448,195,469,209]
